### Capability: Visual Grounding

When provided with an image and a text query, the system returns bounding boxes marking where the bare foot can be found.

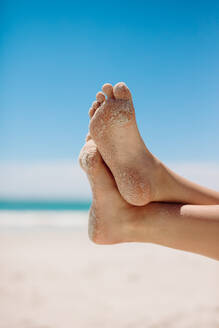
[89,82,161,206]
[78,139,143,244]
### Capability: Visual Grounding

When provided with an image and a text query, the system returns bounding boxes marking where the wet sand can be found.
[0,212,219,328]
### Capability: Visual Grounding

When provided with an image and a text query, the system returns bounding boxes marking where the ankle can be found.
[121,206,152,243]
[151,159,175,202]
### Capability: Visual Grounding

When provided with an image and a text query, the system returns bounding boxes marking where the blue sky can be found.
[1,0,219,164]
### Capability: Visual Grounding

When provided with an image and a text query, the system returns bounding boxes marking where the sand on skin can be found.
[0,211,219,328]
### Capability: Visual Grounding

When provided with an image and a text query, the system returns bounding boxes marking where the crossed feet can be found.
[79,82,170,244]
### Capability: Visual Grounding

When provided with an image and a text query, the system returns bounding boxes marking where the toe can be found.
[79,140,101,172]
[89,101,100,118]
[113,82,132,100]
[89,107,95,118]
[96,91,105,103]
[102,83,114,99]
[92,100,100,110]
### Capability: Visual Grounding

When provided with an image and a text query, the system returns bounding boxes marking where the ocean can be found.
[0,200,91,211]
[0,200,91,229]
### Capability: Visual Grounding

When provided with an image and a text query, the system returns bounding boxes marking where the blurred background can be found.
[1,0,219,206]
[0,1,219,327]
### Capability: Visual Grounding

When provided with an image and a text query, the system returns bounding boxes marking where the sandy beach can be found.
[0,211,219,328]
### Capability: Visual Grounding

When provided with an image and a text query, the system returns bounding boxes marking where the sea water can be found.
[0,200,90,211]
[0,200,91,230]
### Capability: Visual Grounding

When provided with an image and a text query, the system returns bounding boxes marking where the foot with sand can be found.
[79,138,219,260]
[89,82,158,206]
[89,82,219,206]
[79,82,219,259]
[79,139,137,244]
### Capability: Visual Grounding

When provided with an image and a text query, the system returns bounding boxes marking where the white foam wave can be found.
[0,211,89,230]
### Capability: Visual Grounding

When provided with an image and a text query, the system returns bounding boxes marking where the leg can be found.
[133,203,219,261]
[79,140,219,260]
[89,82,219,206]
[153,162,219,205]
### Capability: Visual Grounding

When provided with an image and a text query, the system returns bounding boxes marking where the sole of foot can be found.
[79,139,138,244]
[89,82,160,206]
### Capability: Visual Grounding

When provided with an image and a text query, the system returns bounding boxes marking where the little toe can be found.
[89,106,98,118]
[113,82,132,100]
[102,83,115,99]
[89,100,101,118]
[92,100,100,110]
[96,91,105,104]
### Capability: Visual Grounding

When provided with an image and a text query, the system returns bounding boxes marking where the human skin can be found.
[135,203,219,260]
[79,139,219,261]
[88,82,219,207]
[79,82,219,260]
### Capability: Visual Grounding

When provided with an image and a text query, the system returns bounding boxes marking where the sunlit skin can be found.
[79,82,219,260]
[88,82,219,207]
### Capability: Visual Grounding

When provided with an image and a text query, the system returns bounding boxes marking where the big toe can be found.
[113,82,132,100]
[79,139,102,173]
